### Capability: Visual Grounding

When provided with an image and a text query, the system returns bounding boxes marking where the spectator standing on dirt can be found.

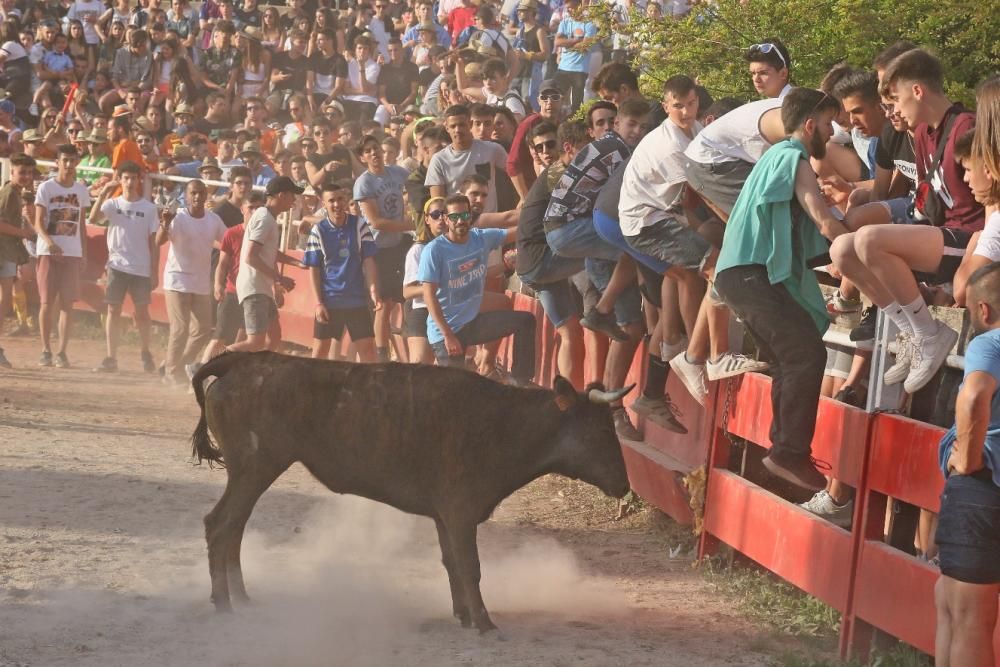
[935,262,1000,667]
[0,153,38,369]
[90,160,159,374]
[34,143,90,369]
[228,176,301,354]
[156,179,227,386]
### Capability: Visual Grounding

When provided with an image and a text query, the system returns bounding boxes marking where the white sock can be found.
[902,297,937,338]
[883,302,914,336]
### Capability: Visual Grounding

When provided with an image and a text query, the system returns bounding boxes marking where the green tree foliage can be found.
[596,0,999,106]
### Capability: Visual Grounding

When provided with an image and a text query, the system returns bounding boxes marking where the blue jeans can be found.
[518,250,584,328]
[431,310,537,381]
[593,209,670,273]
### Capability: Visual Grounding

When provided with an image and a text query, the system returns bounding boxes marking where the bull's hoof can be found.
[475,619,498,634]
[211,597,233,613]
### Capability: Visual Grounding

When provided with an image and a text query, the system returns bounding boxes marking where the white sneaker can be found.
[903,322,959,394]
[669,352,708,406]
[883,332,913,386]
[799,490,853,528]
[706,353,769,381]
[660,337,688,363]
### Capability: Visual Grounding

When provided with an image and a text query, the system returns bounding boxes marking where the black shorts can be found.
[404,300,428,338]
[935,471,1000,584]
[374,237,413,303]
[625,217,712,272]
[685,159,755,217]
[214,292,244,344]
[314,306,374,341]
[914,227,975,286]
[104,268,152,306]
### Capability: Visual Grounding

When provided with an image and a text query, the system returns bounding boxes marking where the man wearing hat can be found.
[228,176,301,353]
[507,78,564,198]
[238,140,276,186]
[78,128,111,185]
[197,157,225,201]
[402,1,450,49]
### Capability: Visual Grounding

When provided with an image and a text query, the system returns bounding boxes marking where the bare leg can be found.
[374,300,392,360]
[105,304,122,359]
[556,316,584,388]
[311,338,331,359]
[354,337,377,363]
[936,575,1000,667]
[134,303,152,355]
[56,297,73,355]
[407,336,434,365]
[585,330,608,385]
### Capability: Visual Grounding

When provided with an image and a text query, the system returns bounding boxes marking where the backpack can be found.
[913,109,962,227]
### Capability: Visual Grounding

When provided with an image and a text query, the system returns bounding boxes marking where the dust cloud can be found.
[4,495,629,666]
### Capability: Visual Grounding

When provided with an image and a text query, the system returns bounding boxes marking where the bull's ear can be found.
[553,375,577,412]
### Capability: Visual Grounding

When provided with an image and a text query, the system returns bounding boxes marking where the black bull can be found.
[190,351,632,632]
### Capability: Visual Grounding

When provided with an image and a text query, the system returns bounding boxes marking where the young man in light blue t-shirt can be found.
[552,0,597,113]
[417,193,535,385]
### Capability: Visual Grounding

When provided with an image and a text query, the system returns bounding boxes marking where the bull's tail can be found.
[190,352,248,467]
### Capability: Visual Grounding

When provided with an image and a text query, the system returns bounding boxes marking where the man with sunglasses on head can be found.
[418,193,535,386]
[507,78,564,199]
[746,38,792,100]
[354,134,413,363]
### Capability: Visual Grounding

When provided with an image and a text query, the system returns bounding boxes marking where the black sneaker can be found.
[580,309,629,342]
[762,452,828,492]
[54,352,70,368]
[849,306,877,342]
[94,357,118,373]
[0,347,11,369]
[612,407,642,442]
[141,350,156,373]
[39,350,53,367]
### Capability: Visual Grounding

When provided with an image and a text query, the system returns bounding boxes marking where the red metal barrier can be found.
[78,227,1000,662]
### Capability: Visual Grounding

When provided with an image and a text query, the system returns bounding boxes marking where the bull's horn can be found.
[588,384,636,404]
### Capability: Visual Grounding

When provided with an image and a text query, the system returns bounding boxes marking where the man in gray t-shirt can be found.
[425,105,508,213]
[353,135,415,361]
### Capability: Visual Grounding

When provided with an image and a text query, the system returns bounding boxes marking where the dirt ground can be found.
[1,332,792,667]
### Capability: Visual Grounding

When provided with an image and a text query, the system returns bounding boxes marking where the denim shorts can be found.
[935,471,1000,584]
[881,196,918,225]
[544,216,622,263]
[519,250,584,329]
[588,257,642,326]
[0,260,16,279]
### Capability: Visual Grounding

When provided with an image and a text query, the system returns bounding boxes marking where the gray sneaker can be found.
[38,350,53,367]
[54,352,70,368]
[0,347,11,369]
[631,394,688,434]
[612,407,642,442]
[799,490,854,529]
[94,356,118,373]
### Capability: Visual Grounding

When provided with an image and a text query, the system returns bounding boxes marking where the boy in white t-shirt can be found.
[34,143,90,369]
[155,179,227,386]
[89,161,159,373]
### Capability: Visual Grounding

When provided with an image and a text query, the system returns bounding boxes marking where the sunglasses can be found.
[446,211,470,222]
[749,42,787,70]
[538,93,562,102]
[532,139,556,152]
[68,127,83,134]
[427,209,445,219]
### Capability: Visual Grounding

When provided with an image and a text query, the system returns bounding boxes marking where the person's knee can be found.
[829,232,857,270]
[847,187,872,210]
[853,225,883,264]
[133,305,151,322]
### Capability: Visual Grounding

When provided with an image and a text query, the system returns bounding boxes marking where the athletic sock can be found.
[643,353,668,400]
[901,297,937,338]
[883,301,914,336]
[376,346,390,362]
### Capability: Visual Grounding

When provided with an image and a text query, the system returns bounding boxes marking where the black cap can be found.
[539,79,562,95]
[265,176,305,197]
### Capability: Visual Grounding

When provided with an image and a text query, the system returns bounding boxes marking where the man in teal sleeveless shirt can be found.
[714,88,850,491]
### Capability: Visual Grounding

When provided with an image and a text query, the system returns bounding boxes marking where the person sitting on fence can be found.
[304,181,381,363]
[934,262,1000,667]
[713,88,849,492]
[829,48,985,396]
[516,120,588,387]
[90,160,159,374]
[418,193,536,385]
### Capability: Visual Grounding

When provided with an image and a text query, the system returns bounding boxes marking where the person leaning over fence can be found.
[304,181,381,363]
[934,262,1000,667]
[89,160,159,374]
[713,88,850,492]
[34,143,90,369]
[0,153,37,369]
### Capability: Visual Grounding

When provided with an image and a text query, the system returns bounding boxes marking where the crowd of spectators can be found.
[0,0,997,662]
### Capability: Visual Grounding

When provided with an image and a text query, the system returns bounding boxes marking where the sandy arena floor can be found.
[0,333,787,666]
